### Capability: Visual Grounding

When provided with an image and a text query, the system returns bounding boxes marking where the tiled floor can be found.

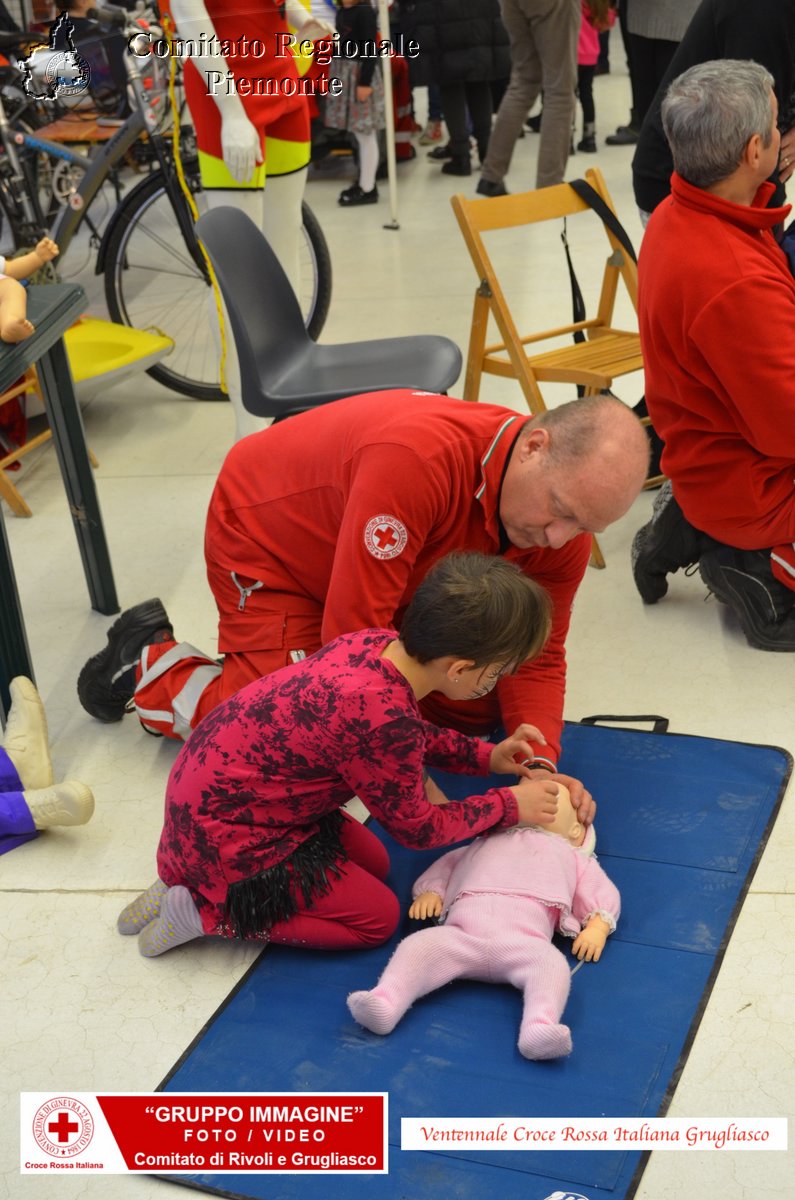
[2,41,793,1200]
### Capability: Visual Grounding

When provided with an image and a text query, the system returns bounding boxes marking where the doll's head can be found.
[525,782,596,853]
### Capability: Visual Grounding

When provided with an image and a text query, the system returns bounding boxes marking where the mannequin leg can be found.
[198,170,307,442]
[347,923,482,1034]
[260,168,307,297]
[507,939,573,1059]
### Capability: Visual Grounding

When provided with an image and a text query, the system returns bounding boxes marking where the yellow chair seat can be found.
[64,316,174,389]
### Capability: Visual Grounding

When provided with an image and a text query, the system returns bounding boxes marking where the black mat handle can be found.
[579,714,670,734]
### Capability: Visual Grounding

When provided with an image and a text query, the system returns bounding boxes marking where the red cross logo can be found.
[48,1111,80,1143]
[33,1096,94,1158]
[364,514,408,560]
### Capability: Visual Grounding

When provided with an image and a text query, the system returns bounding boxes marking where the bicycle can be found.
[0,4,333,401]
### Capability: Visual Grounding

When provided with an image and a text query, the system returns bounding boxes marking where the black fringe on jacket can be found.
[223,810,347,940]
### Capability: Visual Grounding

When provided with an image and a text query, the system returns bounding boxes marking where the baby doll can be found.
[347,783,620,1060]
[1,676,94,856]
[0,238,59,343]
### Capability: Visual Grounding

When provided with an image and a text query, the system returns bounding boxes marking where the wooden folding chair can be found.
[0,367,98,517]
[451,167,654,567]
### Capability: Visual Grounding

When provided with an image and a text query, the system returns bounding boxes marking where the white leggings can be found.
[354,131,379,192]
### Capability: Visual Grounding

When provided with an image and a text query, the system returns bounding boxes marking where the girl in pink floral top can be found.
[118,553,561,956]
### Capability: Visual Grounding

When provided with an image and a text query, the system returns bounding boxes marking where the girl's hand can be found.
[510,778,559,827]
[409,891,443,920]
[424,776,448,806]
[489,723,546,777]
[356,85,373,103]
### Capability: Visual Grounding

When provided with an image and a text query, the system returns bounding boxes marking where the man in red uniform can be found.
[632,59,795,650]
[77,390,649,815]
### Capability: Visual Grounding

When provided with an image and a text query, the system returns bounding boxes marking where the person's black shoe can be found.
[441,156,472,176]
[338,184,378,206]
[476,178,508,197]
[699,548,795,650]
[427,143,453,161]
[577,134,597,153]
[631,480,711,603]
[77,599,173,722]
[526,113,542,132]
[605,124,639,146]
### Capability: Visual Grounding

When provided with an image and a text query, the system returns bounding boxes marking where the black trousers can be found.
[439,80,494,161]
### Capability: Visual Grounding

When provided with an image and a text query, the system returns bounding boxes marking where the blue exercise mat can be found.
[158,721,790,1200]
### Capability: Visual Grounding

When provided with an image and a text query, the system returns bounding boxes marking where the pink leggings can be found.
[265,815,400,952]
[351,893,574,1057]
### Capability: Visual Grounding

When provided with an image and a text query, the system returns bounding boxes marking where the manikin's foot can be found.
[25,781,95,829]
[117,879,169,934]
[1,317,35,342]
[518,1021,573,1060]
[138,886,204,957]
[347,988,401,1035]
[77,598,173,722]
[4,676,53,789]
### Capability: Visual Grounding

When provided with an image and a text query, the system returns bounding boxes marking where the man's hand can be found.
[510,777,559,826]
[779,126,795,183]
[549,771,595,826]
[571,915,611,961]
[489,723,546,778]
[409,891,443,920]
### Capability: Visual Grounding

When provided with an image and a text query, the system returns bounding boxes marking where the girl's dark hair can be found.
[400,552,552,668]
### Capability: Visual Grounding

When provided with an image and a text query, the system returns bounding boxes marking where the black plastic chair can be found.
[195,207,463,419]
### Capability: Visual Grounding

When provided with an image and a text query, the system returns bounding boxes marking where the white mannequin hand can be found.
[219,106,260,183]
[283,0,335,41]
[170,0,261,181]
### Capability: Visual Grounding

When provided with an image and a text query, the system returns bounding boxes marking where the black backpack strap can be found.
[561,216,587,345]
[568,177,637,263]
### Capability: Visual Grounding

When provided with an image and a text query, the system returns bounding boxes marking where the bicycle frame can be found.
[0,7,204,274]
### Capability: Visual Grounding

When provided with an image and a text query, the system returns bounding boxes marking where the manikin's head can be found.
[521,782,596,853]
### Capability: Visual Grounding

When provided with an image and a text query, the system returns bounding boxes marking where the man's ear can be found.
[518,425,549,463]
[745,131,765,170]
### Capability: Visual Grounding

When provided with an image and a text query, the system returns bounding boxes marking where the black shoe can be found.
[526,113,542,133]
[77,599,173,722]
[476,178,508,197]
[631,480,712,604]
[699,548,795,650]
[577,134,597,153]
[427,143,453,161]
[338,184,378,206]
[441,156,472,176]
[605,124,639,146]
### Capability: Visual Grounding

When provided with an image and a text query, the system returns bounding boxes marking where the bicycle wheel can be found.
[103,173,333,401]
